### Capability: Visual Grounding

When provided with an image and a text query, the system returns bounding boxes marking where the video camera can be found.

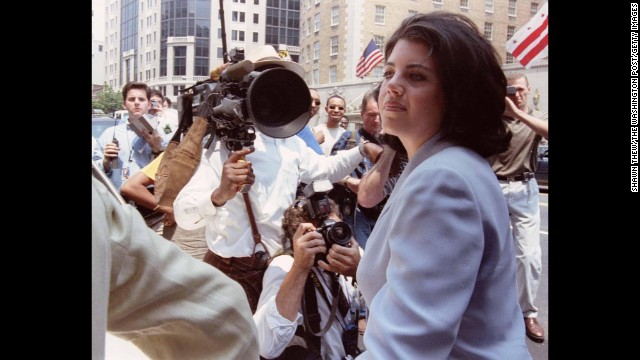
[302,180,353,266]
[178,47,311,151]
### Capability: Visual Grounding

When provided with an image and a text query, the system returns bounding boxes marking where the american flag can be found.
[356,39,384,78]
[506,2,548,68]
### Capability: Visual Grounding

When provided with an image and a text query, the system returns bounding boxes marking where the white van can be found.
[114,110,129,123]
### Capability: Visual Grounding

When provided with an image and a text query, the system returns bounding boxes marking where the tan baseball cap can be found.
[246,45,304,78]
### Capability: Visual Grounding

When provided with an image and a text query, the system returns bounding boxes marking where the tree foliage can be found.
[92,84,122,115]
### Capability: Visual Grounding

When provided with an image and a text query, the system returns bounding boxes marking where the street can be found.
[528,192,549,360]
[105,193,550,359]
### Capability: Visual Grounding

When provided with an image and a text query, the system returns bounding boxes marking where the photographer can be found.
[173,45,377,314]
[254,183,363,359]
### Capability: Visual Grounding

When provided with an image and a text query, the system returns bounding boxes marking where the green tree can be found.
[92,84,122,114]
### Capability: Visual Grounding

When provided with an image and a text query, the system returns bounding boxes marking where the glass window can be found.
[330,36,338,55]
[313,68,319,84]
[329,66,337,83]
[508,0,517,17]
[253,32,259,42]
[374,35,385,53]
[485,0,494,13]
[460,0,469,9]
[506,53,514,64]
[331,6,339,26]
[530,2,538,16]
[484,22,493,40]
[254,13,259,24]
[507,25,515,40]
[173,46,186,76]
[314,13,320,32]
[375,5,385,24]
[314,41,320,60]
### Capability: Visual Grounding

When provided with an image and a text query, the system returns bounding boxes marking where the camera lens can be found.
[326,221,352,247]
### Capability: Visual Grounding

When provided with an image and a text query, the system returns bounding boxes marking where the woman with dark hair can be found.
[355,12,532,359]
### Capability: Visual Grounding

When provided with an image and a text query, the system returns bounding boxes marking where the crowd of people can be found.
[92,11,547,360]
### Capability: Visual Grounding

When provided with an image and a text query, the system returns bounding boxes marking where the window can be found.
[374,35,385,53]
[255,0,259,4]
[330,36,338,55]
[217,47,223,58]
[313,41,320,60]
[530,2,538,16]
[253,32,259,42]
[314,13,320,32]
[329,66,337,83]
[432,0,442,5]
[460,0,469,9]
[484,22,493,40]
[507,25,515,40]
[508,0,517,17]
[307,18,313,35]
[373,65,383,77]
[98,45,103,52]
[306,45,311,63]
[313,68,319,84]
[506,53,514,64]
[195,58,208,76]
[485,0,494,13]
[331,6,339,26]
[253,13,259,24]
[375,5,385,24]
[232,30,245,41]
[232,11,245,23]
[174,46,186,76]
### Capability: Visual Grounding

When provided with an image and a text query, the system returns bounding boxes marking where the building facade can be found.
[93,0,547,118]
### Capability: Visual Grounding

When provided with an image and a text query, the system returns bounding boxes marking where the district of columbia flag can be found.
[506,1,548,68]
[356,39,384,78]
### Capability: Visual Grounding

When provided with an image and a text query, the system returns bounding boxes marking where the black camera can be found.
[178,46,311,151]
[506,85,518,96]
[302,180,353,265]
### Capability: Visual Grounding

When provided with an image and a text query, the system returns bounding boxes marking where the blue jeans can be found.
[353,208,377,249]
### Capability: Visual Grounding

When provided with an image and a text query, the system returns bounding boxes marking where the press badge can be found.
[122,166,130,180]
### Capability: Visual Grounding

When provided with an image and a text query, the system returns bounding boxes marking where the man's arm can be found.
[358,145,397,208]
[92,176,259,360]
[505,98,549,139]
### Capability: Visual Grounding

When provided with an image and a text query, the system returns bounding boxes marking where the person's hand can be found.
[291,223,326,271]
[380,133,405,154]
[103,141,120,160]
[159,205,175,226]
[313,130,325,144]
[344,176,361,194]
[142,129,164,153]
[318,238,361,277]
[504,97,520,119]
[210,147,255,206]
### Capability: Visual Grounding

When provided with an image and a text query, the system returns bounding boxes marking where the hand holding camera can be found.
[291,222,326,271]
[211,147,255,206]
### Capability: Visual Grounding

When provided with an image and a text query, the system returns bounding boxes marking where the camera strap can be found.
[242,192,270,257]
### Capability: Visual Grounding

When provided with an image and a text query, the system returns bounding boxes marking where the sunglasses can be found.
[329,105,345,111]
[312,100,321,105]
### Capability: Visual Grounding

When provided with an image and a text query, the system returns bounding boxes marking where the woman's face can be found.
[379,39,445,156]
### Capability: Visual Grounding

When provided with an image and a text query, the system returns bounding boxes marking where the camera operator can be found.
[173,45,378,314]
[254,183,363,359]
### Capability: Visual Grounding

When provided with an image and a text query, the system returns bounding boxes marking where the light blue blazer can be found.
[357,133,532,360]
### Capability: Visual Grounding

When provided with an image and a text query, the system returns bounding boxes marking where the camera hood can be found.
[246,67,311,138]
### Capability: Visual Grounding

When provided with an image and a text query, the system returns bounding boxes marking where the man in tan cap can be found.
[173,45,375,314]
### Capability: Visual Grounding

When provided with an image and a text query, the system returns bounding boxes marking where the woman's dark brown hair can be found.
[384,12,511,157]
